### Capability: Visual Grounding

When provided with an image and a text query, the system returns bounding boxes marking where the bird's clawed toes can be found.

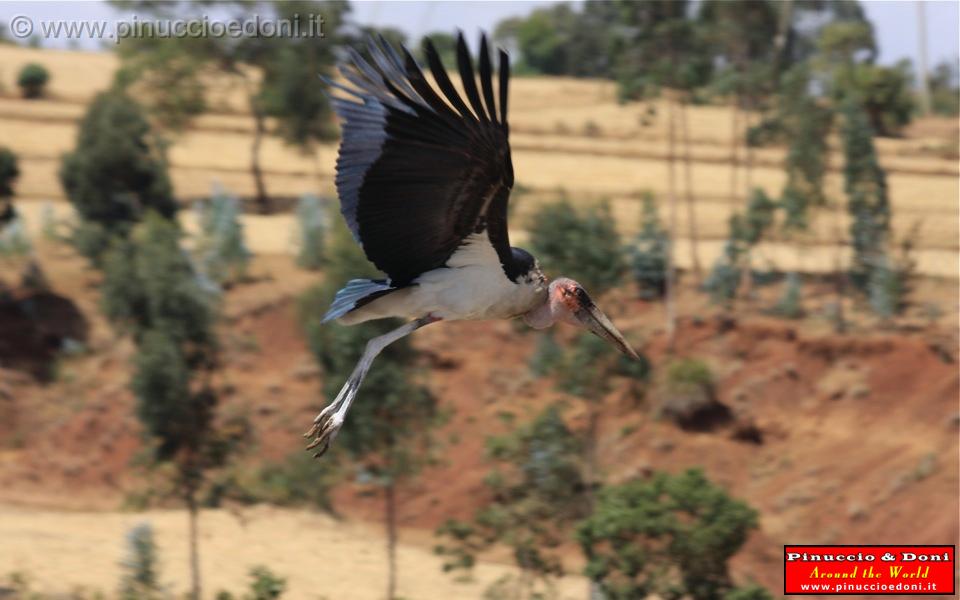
[304,406,343,459]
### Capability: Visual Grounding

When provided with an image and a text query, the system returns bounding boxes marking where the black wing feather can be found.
[498,49,510,128]
[478,35,498,123]
[456,33,489,125]
[330,32,516,286]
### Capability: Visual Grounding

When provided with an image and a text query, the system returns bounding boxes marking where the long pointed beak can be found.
[574,295,641,361]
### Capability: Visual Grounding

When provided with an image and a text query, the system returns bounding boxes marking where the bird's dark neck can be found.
[505,246,540,283]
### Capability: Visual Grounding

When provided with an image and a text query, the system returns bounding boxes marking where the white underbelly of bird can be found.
[340,233,547,324]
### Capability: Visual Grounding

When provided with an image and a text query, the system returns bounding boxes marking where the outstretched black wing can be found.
[328,32,516,286]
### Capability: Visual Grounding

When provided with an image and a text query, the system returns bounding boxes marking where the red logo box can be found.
[784,545,956,595]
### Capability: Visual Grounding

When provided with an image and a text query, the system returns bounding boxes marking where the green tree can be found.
[496,2,621,78]
[527,198,625,295]
[301,219,440,600]
[436,405,588,598]
[815,20,914,136]
[699,0,778,205]
[60,90,175,262]
[17,63,49,98]
[929,60,960,116]
[841,99,890,293]
[119,523,163,600]
[116,1,347,213]
[294,194,326,270]
[102,214,226,600]
[192,187,252,285]
[577,469,763,600]
[704,190,777,306]
[0,146,19,237]
[776,66,832,232]
[0,147,19,200]
[614,0,713,346]
[630,194,668,300]
[244,566,287,600]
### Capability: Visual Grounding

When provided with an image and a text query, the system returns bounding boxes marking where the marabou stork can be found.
[305,32,640,456]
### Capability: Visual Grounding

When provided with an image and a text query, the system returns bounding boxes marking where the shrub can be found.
[193,188,251,285]
[436,404,587,595]
[842,99,890,293]
[527,198,625,295]
[0,147,19,199]
[867,255,905,320]
[929,60,960,116]
[704,190,777,305]
[661,358,728,429]
[245,566,287,600]
[207,452,338,512]
[294,194,326,270]
[528,331,564,377]
[630,194,668,300]
[0,213,30,257]
[555,332,650,398]
[40,202,60,241]
[577,469,762,600]
[119,523,163,600]
[666,357,713,390]
[59,91,175,261]
[771,272,804,319]
[17,63,49,98]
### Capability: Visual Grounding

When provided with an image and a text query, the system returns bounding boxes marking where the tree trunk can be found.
[385,480,398,600]
[187,492,201,600]
[729,101,740,207]
[771,0,794,86]
[250,104,269,215]
[678,101,702,285]
[832,198,847,333]
[916,2,932,115]
[665,100,679,352]
[738,104,755,308]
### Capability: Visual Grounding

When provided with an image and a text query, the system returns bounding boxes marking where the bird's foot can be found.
[304,402,344,458]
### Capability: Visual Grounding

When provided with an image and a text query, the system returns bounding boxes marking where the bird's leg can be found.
[304,314,440,457]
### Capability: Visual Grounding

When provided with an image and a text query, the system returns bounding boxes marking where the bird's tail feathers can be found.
[322,278,395,323]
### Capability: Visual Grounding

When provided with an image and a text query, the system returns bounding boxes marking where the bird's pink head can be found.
[524,277,641,360]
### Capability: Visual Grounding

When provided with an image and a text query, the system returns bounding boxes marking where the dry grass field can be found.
[0,505,586,599]
[2,44,957,277]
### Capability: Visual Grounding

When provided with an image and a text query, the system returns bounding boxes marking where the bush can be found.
[59,91,175,261]
[630,194,668,300]
[0,147,19,199]
[193,187,251,285]
[245,566,287,600]
[577,469,762,600]
[528,331,564,377]
[436,405,587,593]
[119,523,163,600]
[842,99,890,292]
[0,212,31,257]
[527,198,625,295]
[207,452,338,512]
[929,60,960,116]
[771,272,804,319]
[294,194,326,270]
[661,358,728,429]
[867,255,905,320]
[554,332,650,398]
[666,357,713,389]
[704,190,777,305]
[17,63,49,98]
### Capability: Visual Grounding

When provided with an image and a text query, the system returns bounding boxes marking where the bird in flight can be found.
[305,32,640,456]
